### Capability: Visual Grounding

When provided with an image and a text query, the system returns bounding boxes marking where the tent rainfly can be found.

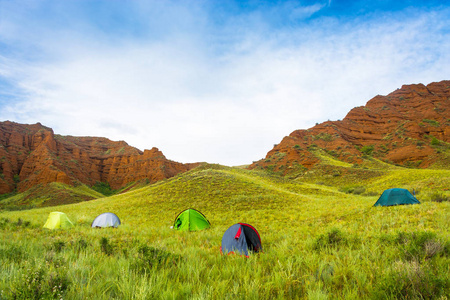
[91,212,121,228]
[173,208,210,231]
[43,212,74,229]
[373,188,420,207]
[221,223,262,256]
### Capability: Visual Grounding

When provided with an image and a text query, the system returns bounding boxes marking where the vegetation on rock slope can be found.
[0,121,198,195]
[251,80,450,174]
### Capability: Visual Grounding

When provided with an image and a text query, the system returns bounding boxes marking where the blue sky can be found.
[1,0,449,165]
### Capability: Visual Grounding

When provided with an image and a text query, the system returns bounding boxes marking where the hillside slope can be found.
[3,163,448,228]
[250,80,450,174]
[1,163,448,299]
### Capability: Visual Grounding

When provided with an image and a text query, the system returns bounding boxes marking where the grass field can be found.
[0,162,449,299]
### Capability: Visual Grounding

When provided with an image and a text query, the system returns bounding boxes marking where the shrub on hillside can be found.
[422,119,440,127]
[352,186,366,195]
[0,217,10,229]
[0,244,27,261]
[360,145,374,155]
[92,181,114,196]
[100,237,114,256]
[371,260,448,299]
[393,231,449,261]
[315,263,335,284]
[0,217,32,229]
[75,238,89,252]
[131,245,182,274]
[50,241,66,253]
[313,228,349,250]
[428,191,450,203]
[339,186,366,195]
[363,191,378,196]
[9,262,70,300]
[430,137,442,146]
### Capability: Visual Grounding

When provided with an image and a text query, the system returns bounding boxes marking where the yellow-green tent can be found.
[43,212,74,229]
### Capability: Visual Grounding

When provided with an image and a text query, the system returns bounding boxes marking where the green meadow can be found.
[0,161,449,299]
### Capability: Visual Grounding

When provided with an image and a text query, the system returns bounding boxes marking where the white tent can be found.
[91,212,121,228]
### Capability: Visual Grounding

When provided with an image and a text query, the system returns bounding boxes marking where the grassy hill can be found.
[0,162,449,299]
[0,182,105,211]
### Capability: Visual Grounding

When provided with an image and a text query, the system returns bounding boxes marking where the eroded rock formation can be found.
[250,80,450,173]
[0,121,199,194]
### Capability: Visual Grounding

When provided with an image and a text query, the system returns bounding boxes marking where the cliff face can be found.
[0,121,199,194]
[250,80,450,173]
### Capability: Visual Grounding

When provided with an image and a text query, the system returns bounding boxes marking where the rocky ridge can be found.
[249,80,450,173]
[0,121,199,194]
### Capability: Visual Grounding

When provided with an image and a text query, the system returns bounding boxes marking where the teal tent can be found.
[374,188,420,207]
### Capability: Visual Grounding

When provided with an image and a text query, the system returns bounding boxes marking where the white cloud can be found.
[0,2,449,165]
[290,3,326,19]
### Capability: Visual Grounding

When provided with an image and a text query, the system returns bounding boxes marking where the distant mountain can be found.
[0,121,200,195]
[250,80,450,174]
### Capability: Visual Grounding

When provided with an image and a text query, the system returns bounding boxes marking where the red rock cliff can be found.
[249,80,450,173]
[0,121,199,194]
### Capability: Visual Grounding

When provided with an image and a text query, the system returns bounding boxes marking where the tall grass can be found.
[0,164,449,299]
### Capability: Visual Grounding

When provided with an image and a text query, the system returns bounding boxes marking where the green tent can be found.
[374,188,420,207]
[43,212,74,229]
[173,209,210,231]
